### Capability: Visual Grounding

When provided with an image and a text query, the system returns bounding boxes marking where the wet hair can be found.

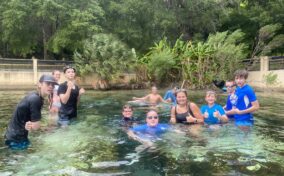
[225,80,236,87]
[234,69,248,79]
[52,70,61,75]
[146,109,158,117]
[63,65,76,73]
[206,90,217,97]
[151,86,157,89]
[122,104,133,111]
[175,89,188,97]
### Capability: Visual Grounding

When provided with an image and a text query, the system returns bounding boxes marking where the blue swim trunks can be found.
[5,139,30,150]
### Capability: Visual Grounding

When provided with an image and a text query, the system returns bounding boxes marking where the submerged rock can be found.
[91,161,129,168]
[0,171,13,176]
[246,163,261,171]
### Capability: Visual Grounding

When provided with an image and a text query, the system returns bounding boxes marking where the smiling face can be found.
[205,93,216,106]
[176,91,188,105]
[225,81,236,94]
[146,110,159,127]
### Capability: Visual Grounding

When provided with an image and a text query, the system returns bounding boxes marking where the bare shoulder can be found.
[189,102,199,109]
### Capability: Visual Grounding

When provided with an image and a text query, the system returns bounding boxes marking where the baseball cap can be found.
[39,74,58,85]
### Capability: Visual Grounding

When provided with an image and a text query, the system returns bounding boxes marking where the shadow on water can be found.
[0,90,284,175]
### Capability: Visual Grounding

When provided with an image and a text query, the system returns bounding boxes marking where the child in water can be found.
[201,91,228,124]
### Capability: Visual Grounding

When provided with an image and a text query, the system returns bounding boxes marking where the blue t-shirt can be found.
[234,84,257,121]
[201,104,226,124]
[163,90,176,105]
[225,93,238,119]
[131,123,170,138]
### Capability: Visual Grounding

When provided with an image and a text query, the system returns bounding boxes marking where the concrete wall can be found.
[1,57,283,90]
[247,70,284,88]
[247,56,284,88]
[0,70,136,89]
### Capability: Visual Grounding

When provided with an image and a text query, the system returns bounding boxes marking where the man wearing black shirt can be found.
[5,75,57,149]
[58,65,85,126]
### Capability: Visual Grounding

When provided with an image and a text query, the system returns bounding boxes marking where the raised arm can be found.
[77,87,85,105]
[132,94,149,101]
[59,81,73,104]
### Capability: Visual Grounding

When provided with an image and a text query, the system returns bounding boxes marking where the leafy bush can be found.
[74,33,135,83]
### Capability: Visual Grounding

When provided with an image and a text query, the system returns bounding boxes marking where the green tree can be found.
[1,0,104,59]
[98,0,177,54]
[207,30,248,80]
[74,34,135,89]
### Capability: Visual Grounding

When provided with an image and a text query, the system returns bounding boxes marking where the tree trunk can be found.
[42,26,47,60]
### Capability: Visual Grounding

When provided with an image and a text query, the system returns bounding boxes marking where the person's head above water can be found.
[122,104,133,119]
[146,110,159,127]
[151,86,158,94]
[175,89,188,105]
[52,70,61,82]
[205,90,217,106]
[172,85,179,93]
[38,74,58,97]
[234,69,248,88]
[225,80,236,94]
[63,65,76,81]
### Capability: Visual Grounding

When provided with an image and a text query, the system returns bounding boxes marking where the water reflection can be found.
[0,90,283,175]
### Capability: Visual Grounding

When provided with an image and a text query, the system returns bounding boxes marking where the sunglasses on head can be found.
[63,65,76,73]
[147,116,158,119]
[176,88,186,92]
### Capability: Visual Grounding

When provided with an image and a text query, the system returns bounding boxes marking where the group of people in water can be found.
[4,65,85,149]
[124,69,259,144]
[3,67,259,149]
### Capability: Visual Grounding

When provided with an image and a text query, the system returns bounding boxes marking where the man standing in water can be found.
[227,69,259,126]
[58,65,85,127]
[131,86,169,106]
[4,75,57,149]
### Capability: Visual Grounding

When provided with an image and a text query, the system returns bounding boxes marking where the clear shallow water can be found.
[0,90,283,175]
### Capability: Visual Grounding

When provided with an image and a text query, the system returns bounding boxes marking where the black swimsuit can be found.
[175,104,194,123]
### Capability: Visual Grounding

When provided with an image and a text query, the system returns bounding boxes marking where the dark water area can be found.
[0,90,283,175]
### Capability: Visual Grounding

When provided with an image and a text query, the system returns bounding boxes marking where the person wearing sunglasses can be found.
[170,89,203,124]
[223,80,237,119]
[120,104,137,126]
[4,75,57,149]
[127,110,169,145]
[57,65,85,127]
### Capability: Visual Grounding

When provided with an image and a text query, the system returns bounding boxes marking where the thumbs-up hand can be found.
[204,110,209,118]
[213,110,220,118]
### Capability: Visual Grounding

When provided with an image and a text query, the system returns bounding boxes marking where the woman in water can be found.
[170,89,203,124]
